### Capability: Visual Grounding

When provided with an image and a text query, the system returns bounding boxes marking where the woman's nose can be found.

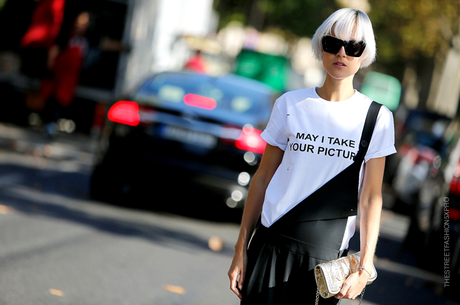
[336,46,346,56]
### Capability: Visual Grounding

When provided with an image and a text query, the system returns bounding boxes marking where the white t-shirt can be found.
[260,87,396,250]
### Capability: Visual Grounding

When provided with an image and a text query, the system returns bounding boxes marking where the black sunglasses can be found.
[321,36,366,57]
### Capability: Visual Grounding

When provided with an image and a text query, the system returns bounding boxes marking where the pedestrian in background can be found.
[39,10,128,136]
[38,10,91,136]
[20,0,65,78]
[228,8,396,304]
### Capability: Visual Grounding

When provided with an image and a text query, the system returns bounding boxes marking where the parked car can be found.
[90,71,276,209]
[403,126,460,300]
[390,109,451,215]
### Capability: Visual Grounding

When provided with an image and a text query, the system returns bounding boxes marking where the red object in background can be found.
[449,208,460,221]
[39,45,85,107]
[20,0,65,49]
[108,101,140,126]
[449,160,460,196]
[92,103,107,130]
[183,94,216,110]
[451,178,460,196]
[184,53,207,73]
[235,126,265,154]
[220,124,266,154]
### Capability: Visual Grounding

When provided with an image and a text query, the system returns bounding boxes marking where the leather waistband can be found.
[253,225,349,262]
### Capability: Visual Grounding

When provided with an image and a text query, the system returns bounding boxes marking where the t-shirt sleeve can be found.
[365,105,397,162]
[261,97,288,151]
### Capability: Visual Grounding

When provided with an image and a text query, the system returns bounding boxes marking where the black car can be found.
[90,71,276,208]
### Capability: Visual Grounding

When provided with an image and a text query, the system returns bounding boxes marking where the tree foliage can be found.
[368,0,460,64]
[215,0,339,36]
[256,0,339,37]
[214,0,460,73]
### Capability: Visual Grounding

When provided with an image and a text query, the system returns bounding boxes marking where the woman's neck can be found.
[316,74,355,102]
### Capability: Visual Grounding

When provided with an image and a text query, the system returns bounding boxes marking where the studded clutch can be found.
[314,252,377,304]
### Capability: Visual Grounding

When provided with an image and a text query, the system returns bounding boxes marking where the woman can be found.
[228,8,396,304]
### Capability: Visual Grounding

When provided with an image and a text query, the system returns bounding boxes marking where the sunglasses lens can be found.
[321,36,366,57]
[322,36,342,54]
[346,41,365,57]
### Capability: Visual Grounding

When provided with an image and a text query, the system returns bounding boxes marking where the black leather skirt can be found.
[241,218,349,305]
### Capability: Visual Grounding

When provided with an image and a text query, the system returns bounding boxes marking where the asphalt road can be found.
[0,123,457,305]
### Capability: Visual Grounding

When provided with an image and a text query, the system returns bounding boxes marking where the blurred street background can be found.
[0,0,459,304]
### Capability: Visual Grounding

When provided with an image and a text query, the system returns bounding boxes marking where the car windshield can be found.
[134,73,271,116]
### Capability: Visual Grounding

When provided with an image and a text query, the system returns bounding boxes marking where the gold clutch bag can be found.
[314,252,377,305]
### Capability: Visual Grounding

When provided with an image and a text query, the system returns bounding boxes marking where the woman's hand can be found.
[335,270,370,300]
[228,247,247,300]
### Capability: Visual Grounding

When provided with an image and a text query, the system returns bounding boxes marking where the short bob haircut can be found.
[311,8,376,68]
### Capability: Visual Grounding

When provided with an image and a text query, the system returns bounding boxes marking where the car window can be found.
[134,73,270,116]
[158,85,185,103]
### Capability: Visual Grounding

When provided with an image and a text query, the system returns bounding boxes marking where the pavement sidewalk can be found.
[0,123,97,165]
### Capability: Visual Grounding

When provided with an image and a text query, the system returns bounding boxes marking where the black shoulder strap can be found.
[354,101,382,163]
[271,101,383,224]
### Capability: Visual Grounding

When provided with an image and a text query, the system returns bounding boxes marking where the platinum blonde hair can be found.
[311,8,376,68]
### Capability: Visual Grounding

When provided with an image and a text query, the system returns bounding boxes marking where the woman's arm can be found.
[228,144,284,300]
[336,156,386,300]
